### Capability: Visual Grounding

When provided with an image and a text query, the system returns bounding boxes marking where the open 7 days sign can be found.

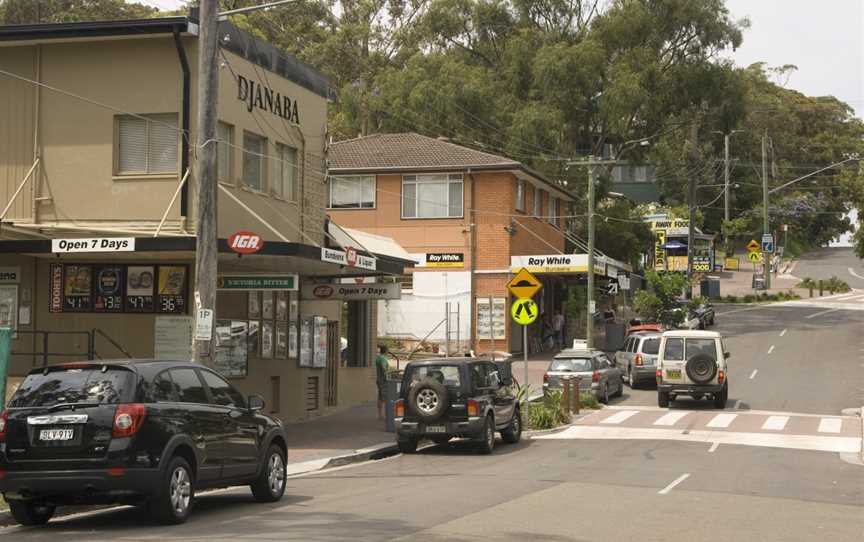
[52,237,135,253]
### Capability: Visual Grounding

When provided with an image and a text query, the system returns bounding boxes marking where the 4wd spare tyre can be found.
[408,378,449,421]
[685,353,717,384]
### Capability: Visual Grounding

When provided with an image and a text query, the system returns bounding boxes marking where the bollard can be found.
[809,286,813,298]
[819,280,823,296]
[574,375,582,415]
[562,377,571,414]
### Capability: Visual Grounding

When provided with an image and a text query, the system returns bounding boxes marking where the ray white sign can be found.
[52,238,136,253]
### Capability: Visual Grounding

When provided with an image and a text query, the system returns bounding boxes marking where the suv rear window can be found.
[9,366,134,408]
[549,358,593,372]
[642,338,660,355]
[408,365,461,387]
[686,338,717,360]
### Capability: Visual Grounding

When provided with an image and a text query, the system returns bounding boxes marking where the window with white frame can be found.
[515,179,525,211]
[402,173,463,218]
[534,188,544,219]
[216,121,234,182]
[242,131,267,191]
[329,175,375,208]
[548,196,559,226]
[116,113,178,175]
[273,143,298,201]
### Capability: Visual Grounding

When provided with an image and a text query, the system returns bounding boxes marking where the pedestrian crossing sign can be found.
[511,298,538,325]
[748,251,761,263]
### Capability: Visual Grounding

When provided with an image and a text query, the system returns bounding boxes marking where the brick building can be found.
[326,133,609,354]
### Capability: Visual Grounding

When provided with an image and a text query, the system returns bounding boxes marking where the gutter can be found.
[173,26,191,221]
[468,168,477,353]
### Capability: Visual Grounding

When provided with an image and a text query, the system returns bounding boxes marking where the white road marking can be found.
[805,308,841,319]
[537,426,863,453]
[706,413,737,428]
[767,345,775,354]
[658,473,691,495]
[849,267,864,281]
[780,328,787,337]
[762,416,790,431]
[749,369,758,379]
[818,418,843,433]
[653,411,689,426]
[708,442,720,453]
[600,410,639,424]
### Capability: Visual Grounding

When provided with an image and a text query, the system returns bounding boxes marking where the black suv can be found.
[0,360,288,526]
[394,357,521,454]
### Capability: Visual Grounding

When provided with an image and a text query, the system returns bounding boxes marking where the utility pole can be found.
[762,129,771,290]
[686,121,698,299]
[586,160,596,349]
[723,133,730,233]
[193,0,220,365]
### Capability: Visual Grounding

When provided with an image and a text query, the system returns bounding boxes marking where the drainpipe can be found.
[173,26,191,223]
[31,45,41,224]
[468,168,477,354]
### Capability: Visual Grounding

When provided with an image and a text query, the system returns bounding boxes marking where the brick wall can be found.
[303,150,327,244]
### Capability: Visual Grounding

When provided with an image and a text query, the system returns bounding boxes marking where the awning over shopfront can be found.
[326,222,413,263]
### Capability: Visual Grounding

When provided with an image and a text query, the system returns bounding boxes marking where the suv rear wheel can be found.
[150,456,194,524]
[713,385,728,409]
[8,501,55,526]
[658,390,670,408]
[251,444,286,503]
[477,416,496,455]
[397,436,418,453]
[501,408,522,444]
[628,368,638,389]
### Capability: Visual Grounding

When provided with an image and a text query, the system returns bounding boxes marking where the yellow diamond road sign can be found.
[748,251,761,263]
[511,298,538,325]
[508,268,542,299]
[747,239,760,252]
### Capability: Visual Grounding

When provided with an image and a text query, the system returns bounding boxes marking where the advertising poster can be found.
[126,265,155,312]
[0,285,17,332]
[288,322,297,359]
[63,265,92,311]
[247,321,260,355]
[248,292,261,319]
[261,321,274,359]
[154,316,192,361]
[214,320,248,377]
[262,292,274,320]
[276,291,288,321]
[313,316,327,368]
[276,324,288,359]
[157,266,187,314]
[289,296,299,321]
[299,317,313,367]
[94,265,123,313]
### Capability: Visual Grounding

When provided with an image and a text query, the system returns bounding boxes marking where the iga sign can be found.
[301,282,400,301]
[51,237,135,253]
[228,231,264,254]
[321,247,376,271]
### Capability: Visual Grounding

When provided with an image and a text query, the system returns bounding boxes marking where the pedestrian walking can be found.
[375,345,390,420]
[552,309,565,350]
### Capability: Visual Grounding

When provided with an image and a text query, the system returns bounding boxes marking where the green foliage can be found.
[526,390,571,430]
[633,271,690,327]
[578,392,600,410]
[0,0,160,23]
[743,294,755,303]
[796,277,817,289]
[825,276,851,294]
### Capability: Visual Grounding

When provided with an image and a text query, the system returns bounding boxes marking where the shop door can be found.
[326,321,339,407]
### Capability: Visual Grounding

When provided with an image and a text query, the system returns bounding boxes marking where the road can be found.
[792,246,864,288]
[3,290,863,540]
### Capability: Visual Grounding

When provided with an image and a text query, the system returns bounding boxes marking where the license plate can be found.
[666,369,682,379]
[425,425,446,433]
[39,428,74,441]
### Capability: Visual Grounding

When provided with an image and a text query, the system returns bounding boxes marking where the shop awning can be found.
[326,222,413,263]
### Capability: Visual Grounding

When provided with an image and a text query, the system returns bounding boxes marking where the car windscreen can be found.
[8,366,134,408]
[549,358,593,372]
[686,338,717,360]
[407,365,462,387]
[642,338,660,355]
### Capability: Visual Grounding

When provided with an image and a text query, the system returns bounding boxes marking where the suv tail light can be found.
[718,369,725,384]
[0,410,7,442]
[656,368,662,384]
[395,399,405,418]
[635,353,643,366]
[467,399,479,417]
[112,404,146,438]
[592,370,600,383]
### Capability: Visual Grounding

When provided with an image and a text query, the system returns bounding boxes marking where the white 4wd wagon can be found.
[656,330,729,409]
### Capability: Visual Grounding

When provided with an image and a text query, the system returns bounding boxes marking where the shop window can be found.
[548,197,559,227]
[329,175,375,208]
[534,188,544,219]
[273,143,298,201]
[344,300,370,367]
[402,173,463,218]
[116,113,178,175]
[242,130,267,191]
[515,179,525,211]
[216,121,234,181]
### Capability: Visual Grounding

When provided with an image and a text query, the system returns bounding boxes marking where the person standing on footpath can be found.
[552,309,566,350]
[375,345,390,420]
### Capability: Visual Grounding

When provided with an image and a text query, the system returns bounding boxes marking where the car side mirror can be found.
[724,352,731,360]
[248,395,265,412]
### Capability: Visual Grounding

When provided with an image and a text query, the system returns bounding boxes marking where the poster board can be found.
[214,320,248,377]
[313,316,327,368]
[154,316,192,361]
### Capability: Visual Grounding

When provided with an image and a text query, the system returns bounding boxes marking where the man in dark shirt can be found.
[375,345,389,420]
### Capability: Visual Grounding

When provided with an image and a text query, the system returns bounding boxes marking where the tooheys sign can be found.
[301,282,401,301]
[228,231,264,254]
